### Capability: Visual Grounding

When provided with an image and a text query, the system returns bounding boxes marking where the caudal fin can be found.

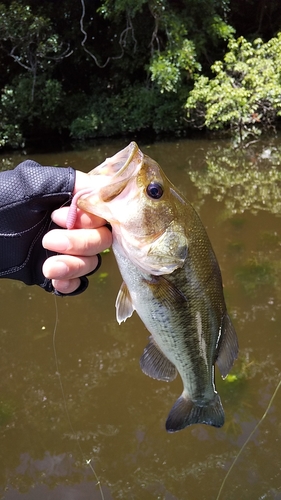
[165,392,225,432]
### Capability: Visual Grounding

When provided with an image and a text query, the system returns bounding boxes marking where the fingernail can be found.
[52,279,73,293]
[52,234,71,252]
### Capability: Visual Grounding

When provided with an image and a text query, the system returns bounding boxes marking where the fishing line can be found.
[216,377,281,500]
[52,294,105,500]
[44,197,105,498]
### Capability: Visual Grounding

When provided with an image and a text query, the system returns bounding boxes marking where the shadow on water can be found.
[0,135,281,499]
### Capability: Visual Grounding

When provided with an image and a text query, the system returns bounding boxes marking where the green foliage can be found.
[148,1,233,93]
[0,123,23,149]
[0,0,74,147]
[98,0,146,18]
[210,14,235,41]
[0,75,67,147]
[70,84,188,139]
[150,39,201,93]
[0,1,69,75]
[70,113,99,140]
[0,0,280,148]
[186,34,281,143]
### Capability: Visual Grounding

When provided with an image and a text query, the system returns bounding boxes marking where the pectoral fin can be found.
[140,337,177,382]
[146,275,187,307]
[216,313,239,379]
[115,282,135,324]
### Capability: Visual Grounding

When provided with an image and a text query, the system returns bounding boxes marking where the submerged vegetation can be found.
[0,399,14,426]
[235,259,275,295]
[0,0,281,148]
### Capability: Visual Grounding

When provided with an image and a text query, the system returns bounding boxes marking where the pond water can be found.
[0,135,281,500]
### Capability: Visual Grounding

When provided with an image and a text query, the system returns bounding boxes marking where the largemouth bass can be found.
[73,142,238,432]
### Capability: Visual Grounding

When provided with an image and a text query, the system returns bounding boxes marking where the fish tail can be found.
[165,392,224,432]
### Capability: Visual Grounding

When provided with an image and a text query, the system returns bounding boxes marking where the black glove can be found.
[0,159,92,295]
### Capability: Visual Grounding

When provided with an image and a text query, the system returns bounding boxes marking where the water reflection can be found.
[0,136,281,499]
[186,138,281,216]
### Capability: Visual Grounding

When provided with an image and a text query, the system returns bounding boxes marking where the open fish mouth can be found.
[75,142,145,225]
[89,142,143,180]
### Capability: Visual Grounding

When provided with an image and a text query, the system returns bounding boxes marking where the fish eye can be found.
[146,182,164,200]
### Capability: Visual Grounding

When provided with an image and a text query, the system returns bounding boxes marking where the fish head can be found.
[78,142,188,275]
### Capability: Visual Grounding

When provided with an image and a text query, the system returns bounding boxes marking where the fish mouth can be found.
[89,142,142,180]
[77,142,144,216]
[88,142,144,203]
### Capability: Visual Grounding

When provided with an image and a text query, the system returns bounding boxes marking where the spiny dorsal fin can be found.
[115,282,135,324]
[216,313,239,379]
[140,337,177,382]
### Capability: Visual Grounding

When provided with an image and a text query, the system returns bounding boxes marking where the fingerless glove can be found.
[0,160,77,293]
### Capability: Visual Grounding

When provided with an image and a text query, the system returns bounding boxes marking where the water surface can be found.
[0,136,281,500]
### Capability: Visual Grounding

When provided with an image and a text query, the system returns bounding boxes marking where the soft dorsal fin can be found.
[216,313,239,379]
[115,282,135,324]
[140,337,177,382]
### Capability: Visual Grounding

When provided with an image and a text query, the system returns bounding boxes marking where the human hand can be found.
[42,171,112,295]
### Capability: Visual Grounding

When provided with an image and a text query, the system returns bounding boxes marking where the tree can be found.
[0,1,74,147]
[0,2,72,100]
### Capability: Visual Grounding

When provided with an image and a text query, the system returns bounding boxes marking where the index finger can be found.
[51,206,107,229]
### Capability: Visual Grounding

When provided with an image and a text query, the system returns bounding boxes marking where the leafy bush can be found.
[186,33,281,143]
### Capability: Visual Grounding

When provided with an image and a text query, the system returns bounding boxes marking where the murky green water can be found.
[0,136,281,500]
